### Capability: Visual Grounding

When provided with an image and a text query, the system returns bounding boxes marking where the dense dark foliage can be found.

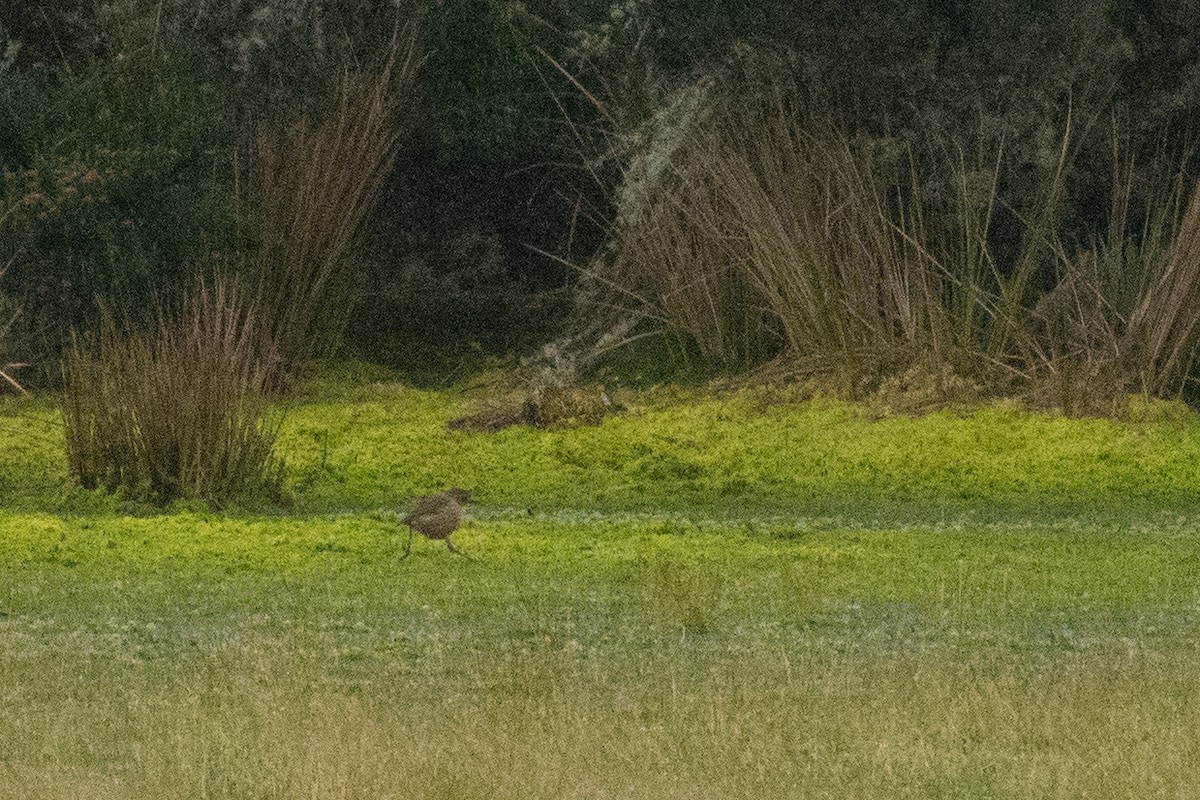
[2,0,1200,387]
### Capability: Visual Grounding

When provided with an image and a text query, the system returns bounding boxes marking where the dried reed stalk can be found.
[1122,179,1200,396]
[62,275,284,506]
[247,18,421,376]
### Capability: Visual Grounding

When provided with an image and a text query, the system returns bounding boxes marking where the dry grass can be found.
[243,16,421,377]
[2,641,1197,799]
[1122,178,1200,396]
[1019,147,1200,402]
[61,275,284,506]
[605,53,1022,383]
[591,53,1200,406]
[0,255,26,394]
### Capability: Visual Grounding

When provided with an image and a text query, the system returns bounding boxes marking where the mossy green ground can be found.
[2,383,1200,797]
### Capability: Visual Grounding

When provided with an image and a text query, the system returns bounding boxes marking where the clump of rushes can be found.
[62,275,285,507]
[245,17,421,380]
[607,53,992,379]
[1121,178,1200,397]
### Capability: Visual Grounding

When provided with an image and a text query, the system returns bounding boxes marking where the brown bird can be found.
[398,487,474,561]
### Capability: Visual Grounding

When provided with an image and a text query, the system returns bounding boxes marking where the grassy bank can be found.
[2,512,1200,798]
[272,386,1200,524]
[2,383,1200,796]
[9,381,1200,520]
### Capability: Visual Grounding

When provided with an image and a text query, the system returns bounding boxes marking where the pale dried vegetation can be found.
[569,49,1200,411]
[58,15,422,504]
[2,647,1197,799]
[243,18,421,376]
[61,275,284,506]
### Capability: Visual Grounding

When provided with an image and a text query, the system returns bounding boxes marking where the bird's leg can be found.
[445,537,474,561]
[398,527,414,561]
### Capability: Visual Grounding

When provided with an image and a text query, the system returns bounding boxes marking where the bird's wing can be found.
[403,493,448,523]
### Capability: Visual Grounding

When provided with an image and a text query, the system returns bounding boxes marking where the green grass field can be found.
[2,382,1200,798]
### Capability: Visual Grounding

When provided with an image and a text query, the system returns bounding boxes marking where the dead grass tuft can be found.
[243,16,421,380]
[61,274,284,506]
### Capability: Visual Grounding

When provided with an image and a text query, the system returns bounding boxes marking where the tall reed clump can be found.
[0,252,26,394]
[1119,177,1200,397]
[244,18,421,379]
[603,75,771,373]
[706,94,962,373]
[1016,139,1200,406]
[609,53,978,377]
[61,276,285,507]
